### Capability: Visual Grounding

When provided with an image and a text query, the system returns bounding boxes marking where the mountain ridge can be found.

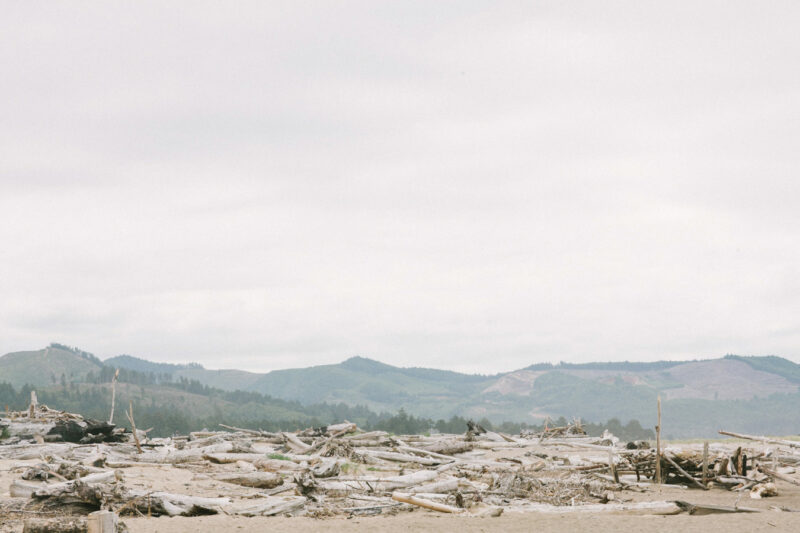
[2,345,799,437]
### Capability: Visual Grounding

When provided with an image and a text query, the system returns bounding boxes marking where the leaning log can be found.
[392,492,464,513]
[718,430,800,450]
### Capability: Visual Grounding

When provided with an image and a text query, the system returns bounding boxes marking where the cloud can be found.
[1,1,799,373]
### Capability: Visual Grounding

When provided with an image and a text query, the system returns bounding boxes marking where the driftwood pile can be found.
[1,403,127,445]
[2,408,800,529]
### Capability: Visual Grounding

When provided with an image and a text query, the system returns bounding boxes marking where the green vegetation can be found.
[267,453,291,461]
[3,345,800,439]
[0,345,101,388]
[725,355,800,384]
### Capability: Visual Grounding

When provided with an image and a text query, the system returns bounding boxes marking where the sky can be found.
[1,1,798,374]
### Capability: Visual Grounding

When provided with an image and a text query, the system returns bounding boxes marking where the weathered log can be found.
[32,471,119,497]
[125,402,142,454]
[219,424,280,439]
[750,482,778,499]
[420,439,473,456]
[202,452,275,464]
[758,465,800,486]
[718,430,800,450]
[361,449,440,465]
[407,478,459,494]
[343,431,389,441]
[127,490,231,516]
[319,469,439,494]
[282,432,311,453]
[325,422,358,435]
[662,455,707,490]
[674,500,760,514]
[11,480,44,498]
[87,510,117,533]
[226,496,306,516]
[392,492,464,513]
[22,517,86,533]
[214,471,284,488]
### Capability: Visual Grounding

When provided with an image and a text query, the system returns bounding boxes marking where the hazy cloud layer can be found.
[1,1,798,373]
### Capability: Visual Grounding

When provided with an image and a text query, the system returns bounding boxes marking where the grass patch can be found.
[340,462,359,474]
[267,453,291,461]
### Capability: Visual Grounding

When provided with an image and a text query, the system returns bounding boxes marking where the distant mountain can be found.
[2,345,800,437]
[243,356,493,418]
[104,354,261,391]
[0,345,101,387]
[103,354,195,375]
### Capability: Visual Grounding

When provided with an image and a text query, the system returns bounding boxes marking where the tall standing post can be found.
[29,391,38,419]
[108,369,120,424]
[702,441,709,485]
[655,395,662,484]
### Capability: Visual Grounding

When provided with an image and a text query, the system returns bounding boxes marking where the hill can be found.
[0,345,101,387]
[104,354,262,391]
[242,356,493,418]
[3,345,800,438]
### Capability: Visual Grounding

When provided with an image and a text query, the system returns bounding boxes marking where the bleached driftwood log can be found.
[226,496,306,516]
[392,492,464,513]
[127,490,231,516]
[318,470,439,494]
[22,517,86,533]
[361,449,441,465]
[31,471,119,497]
[420,439,473,456]
[213,471,284,488]
[10,480,44,498]
[758,465,800,486]
[719,430,800,451]
[282,432,312,453]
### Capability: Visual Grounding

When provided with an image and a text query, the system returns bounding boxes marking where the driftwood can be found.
[302,423,358,455]
[282,432,311,453]
[88,510,118,533]
[319,469,439,494]
[7,408,794,523]
[127,490,231,516]
[421,439,473,456]
[219,424,280,439]
[718,430,800,450]
[361,449,441,465]
[674,500,761,515]
[125,402,142,454]
[758,465,800,486]
[662,454,708,490]
[213,471,284,488]
[22,517,86,533]
[392,491,464,513]
[32,471,119,497]
[226,496,306,516]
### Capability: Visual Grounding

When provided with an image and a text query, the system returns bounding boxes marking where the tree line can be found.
[0,380,654,442]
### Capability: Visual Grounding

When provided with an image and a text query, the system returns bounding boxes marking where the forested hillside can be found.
[2,344,799,438]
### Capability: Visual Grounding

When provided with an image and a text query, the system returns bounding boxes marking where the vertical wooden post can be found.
[108,369,120,424]
[702,441,709,486]
[87,509,117,533]
[608,448,619,483]
[126,401,143,454]
[29,391,38,418]
[655,396,662,484]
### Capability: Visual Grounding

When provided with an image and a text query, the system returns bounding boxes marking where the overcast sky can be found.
[1,1,798,374]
